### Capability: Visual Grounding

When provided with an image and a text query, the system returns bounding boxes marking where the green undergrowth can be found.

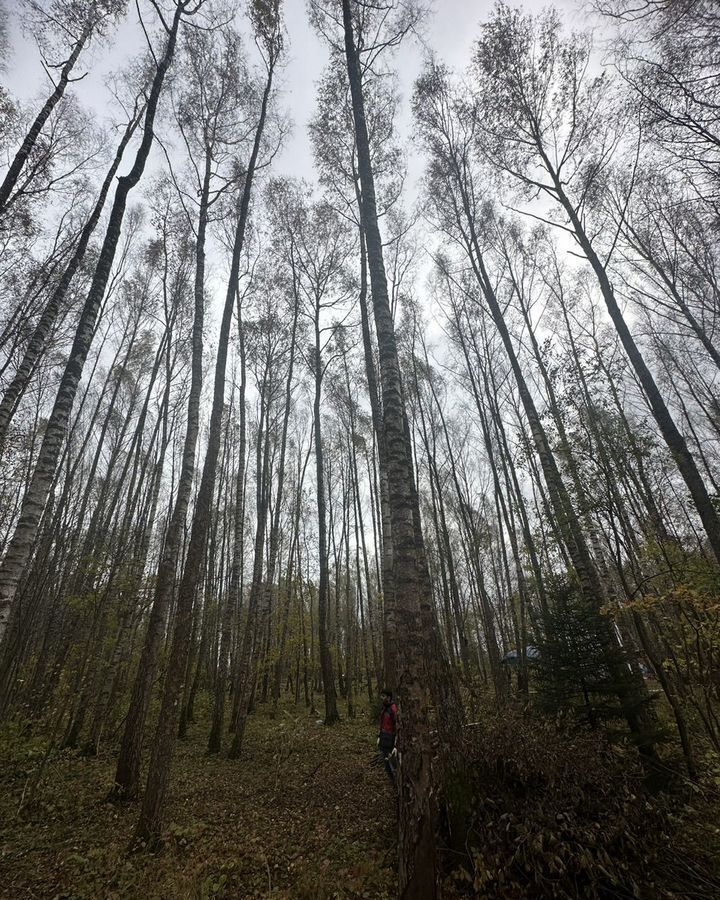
[0,700,396,899]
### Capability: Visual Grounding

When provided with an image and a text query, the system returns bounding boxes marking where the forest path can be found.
[0,700,397,899]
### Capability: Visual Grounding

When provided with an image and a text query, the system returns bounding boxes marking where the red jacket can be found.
[379,702,398,737]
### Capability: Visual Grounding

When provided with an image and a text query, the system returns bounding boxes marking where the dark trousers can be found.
[379,733,397,786]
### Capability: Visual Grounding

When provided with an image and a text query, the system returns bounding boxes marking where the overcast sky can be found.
[3,0,586,194]
[2,0,590,351]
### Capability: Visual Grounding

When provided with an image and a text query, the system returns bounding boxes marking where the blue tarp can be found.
[501,646,540,665]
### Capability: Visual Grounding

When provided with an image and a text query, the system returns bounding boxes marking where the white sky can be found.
[0,0,610,554]
[1,0,589,360]
[3,0,586,191]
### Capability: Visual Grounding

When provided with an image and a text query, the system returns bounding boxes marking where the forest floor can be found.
[4,696,720,900]
[0,700,397,899]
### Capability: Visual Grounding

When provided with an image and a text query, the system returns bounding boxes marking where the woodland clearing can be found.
[0,702,396,899]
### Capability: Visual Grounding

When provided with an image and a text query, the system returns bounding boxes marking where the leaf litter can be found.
[0,702,396,899]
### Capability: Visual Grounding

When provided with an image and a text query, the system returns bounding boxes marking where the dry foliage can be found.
[439,707,720,899]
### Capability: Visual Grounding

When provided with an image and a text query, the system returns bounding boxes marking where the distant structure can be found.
[501,646,540,667]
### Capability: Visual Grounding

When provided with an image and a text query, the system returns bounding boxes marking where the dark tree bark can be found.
[341,2,438,894]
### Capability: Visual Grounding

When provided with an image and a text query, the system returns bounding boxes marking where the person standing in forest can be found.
[377,689,399,787]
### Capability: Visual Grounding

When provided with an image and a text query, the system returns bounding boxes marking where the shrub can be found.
[439,707,717,898]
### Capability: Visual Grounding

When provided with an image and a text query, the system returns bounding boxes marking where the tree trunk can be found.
[342,2,437,894]
[0,4,184,646]
[314,312,339,724]
[0,23,91,215]
[135,49,277,843]
[111,149,212,801]
[549,171,720,565]
[0,102,143,451]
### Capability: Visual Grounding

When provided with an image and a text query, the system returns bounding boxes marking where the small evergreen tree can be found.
[535,578,655,744]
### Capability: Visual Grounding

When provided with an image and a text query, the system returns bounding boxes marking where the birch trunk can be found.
[342,2,437,893]
[0,3,184,645]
